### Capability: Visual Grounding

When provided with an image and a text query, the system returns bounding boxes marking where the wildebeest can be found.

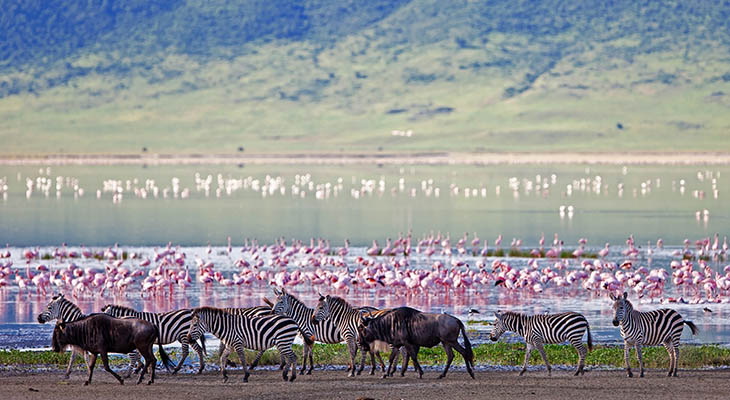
[51,313,172,385]
[358,307,475,379]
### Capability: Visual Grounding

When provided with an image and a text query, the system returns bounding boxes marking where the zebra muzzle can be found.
[612,319,619,326]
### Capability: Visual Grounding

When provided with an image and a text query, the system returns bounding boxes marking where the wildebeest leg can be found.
[308,343,315,375]
[100,352,124,384]
[439,344,455,379]
[399,347,410,377]
[451,341,475,379]
[84,353,97,386]
[535,342,551,376]
[137,343,156,385]
[219,345,232,383]
[520,344,533,376]
[383,348,398,379]
[233,343,250,383]
[404,344,423,379]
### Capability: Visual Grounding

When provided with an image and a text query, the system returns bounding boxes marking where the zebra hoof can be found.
[306,370,312,376]
[83,381,90,386]
[639,373,644,378]
[289,375,296,382]
[627,372,633,378]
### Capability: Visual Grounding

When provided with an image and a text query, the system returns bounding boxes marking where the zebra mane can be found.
[106,304,138,313]
[327,295,355,311]
[284,292,312,310]
[195,306,225,316]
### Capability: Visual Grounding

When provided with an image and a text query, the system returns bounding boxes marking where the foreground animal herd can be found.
[37,289,700,386]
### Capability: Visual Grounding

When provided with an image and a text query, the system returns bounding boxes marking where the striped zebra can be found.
[490,310,593,376]
[186,306,299,382]
[101,304,206,375]
[610,291,698,377]
[313,294,377,377]
[37,293,91,378]
[271,288,386,375]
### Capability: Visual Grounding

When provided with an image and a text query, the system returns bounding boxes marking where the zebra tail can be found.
[684,320,699,335]
[156,330,173,370]
[458,319,474,365]
[586,323,593,352]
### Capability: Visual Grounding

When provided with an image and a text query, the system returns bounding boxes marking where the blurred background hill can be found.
[1,0,729,155]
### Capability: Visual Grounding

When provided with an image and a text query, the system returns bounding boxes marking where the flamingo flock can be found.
[1,232,729,305]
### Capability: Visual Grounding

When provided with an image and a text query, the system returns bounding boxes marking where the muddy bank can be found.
[2,369,730,400]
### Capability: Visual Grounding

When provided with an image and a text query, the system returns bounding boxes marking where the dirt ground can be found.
[2,368,730,400]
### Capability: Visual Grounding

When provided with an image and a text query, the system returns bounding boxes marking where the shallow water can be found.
[0,164,727,247]
[1,245,728,350]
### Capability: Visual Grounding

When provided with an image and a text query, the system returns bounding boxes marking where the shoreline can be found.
[2,152,730,166]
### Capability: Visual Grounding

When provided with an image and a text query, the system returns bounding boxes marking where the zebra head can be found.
[610,291,630,326]
[187,309,208,343]
[489,311,507,342]
[37,293,65,323]
[312,293,330,323]
[272,287,292,316]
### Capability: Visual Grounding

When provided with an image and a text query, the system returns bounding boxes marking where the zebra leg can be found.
[439,344,455,379]
[346,336,358,377]
[635,343,645,377]
[672,344,680,377]
[623,342,633,377]
[520,344,533,376]
[233,344,250,383]
[84,353,97,386]
[308,344,314,375]
[404,344,423,379]
[276,343,297,382]
[535,342,551,376]
[189,340,206,374]
[219,345,232,383]
[663,342,674,377]
[128,351,141,377]
[172,340,190,374]
[249,350,266,369]
[64,349,78,379]
[573,342,587,376]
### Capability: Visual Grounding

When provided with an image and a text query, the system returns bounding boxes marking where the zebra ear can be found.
[494,311,501,319]
[272,287,280,296]
[281,287,287,295]
[622,291,628,299]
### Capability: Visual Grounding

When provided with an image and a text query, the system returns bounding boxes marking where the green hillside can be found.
[1,0,730,155]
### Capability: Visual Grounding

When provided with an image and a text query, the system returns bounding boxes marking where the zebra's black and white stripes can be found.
[101,304,206,375]
[490,310,593,376]
[187,306,299,382]
[313,294,369,377]
[610,291,698,377]
[37,293,90,378]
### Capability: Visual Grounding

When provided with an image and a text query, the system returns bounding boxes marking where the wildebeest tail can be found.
[155,327,173,370]
[684,320,699,335]
[586,322,593,352]
[458,319,474,365]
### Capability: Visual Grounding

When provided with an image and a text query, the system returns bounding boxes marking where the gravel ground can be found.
[2,367,730,400]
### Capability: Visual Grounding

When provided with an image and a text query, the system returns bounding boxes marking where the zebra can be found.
[101,304,206,375]
[186,306,299,382]
[37,293,91,378]
[271,288,388,375]
[610,291,698,377]
[490,310,593,376]
[313,293,379,377]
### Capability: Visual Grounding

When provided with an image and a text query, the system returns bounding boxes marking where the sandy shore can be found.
[2,152,730,166]
[2,368,730,400]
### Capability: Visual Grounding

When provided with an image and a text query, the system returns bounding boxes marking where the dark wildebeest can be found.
[358,307,475,379]
[51,313,172,385]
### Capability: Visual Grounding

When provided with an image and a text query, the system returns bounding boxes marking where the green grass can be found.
[4,344,730,369]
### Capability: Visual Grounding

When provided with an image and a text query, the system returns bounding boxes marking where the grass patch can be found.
[5,344,730,369]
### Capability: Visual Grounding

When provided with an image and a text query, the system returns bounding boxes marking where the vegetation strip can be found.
[3,344,729,369]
